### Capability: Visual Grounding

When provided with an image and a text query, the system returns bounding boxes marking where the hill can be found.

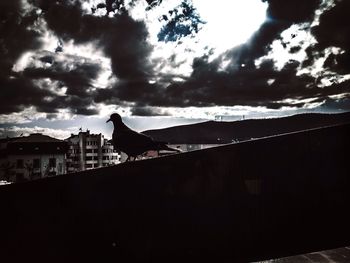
[143,112,350,144]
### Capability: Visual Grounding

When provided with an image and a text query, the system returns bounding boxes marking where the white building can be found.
[168,144,223,152]
[65,130,120,173]
[141,144,223,159]
[0,133,68,182]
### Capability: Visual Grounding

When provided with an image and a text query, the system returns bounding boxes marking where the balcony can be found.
[85,160,98,164]
[86,145,99,149]
[86,153,98,157]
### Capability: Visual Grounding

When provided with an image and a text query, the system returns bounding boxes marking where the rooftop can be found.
[12,133,63,143]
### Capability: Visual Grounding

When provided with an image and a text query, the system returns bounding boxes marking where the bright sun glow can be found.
[194,0,268,55]
[133,0,268,79]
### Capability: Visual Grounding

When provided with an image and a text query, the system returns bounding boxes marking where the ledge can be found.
[0,123,349,262]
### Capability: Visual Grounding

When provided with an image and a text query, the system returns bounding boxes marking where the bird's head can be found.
[106,113,123,124]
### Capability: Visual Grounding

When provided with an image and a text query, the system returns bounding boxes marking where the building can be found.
[168,144,224,152]
[141,144,223,160]
[0,133,68,182]
[65,130,120,173]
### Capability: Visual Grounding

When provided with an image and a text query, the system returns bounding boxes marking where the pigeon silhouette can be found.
[107,113,181,161]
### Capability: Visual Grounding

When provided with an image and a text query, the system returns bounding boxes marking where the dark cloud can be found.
[0,74,52,114]
[155,60,306,108]
[0,0,42,72]
[34,0,155,113]
[1,44,100,115]
[117,55,350,109]
[33,0,153,81]
[1,0,349,119]
[0,0,47,114]
[142,0,349,110]
[310,0,350,74]
[34,94,98,115]
[131,106,170,116]
[114,0,330,111]
[223,0,322,68]
[1,0,153,116]
[312,0,350,50]
[23,53,101,97]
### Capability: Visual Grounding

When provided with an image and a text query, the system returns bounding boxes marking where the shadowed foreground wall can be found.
[0,124,349,262]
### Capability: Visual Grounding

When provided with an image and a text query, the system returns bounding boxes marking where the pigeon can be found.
[106,113,181,161]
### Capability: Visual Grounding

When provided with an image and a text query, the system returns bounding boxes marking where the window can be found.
[16,159,24,168]
[48,171,56,176]
[32,172,41,178]
[58,163,62,174]
[49,158,56,168]
[33,158,40,169]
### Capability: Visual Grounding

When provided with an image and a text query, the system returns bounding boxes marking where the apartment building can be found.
[0,133,68,182]
[65,130,120,173]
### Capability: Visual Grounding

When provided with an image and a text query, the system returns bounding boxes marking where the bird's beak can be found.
[106,118,111,123]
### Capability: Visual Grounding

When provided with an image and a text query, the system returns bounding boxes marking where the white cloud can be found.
[0,108,75,124]
[254,0,349,90]
[0,126,75,140]
[255,23,316,70]
[0,107,46,124]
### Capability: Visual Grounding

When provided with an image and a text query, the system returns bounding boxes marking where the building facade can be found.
[65,130,120,173]
[0,133,68,182]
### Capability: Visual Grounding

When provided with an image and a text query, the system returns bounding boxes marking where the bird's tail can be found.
[156,142,182,153]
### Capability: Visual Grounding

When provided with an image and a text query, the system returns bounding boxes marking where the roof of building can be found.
[12,133,63,143]
[0,137,20,143]
[65,131,103,141]
[4,134,68,155]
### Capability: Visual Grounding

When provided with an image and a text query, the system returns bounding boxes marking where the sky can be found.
[0,0,350,139]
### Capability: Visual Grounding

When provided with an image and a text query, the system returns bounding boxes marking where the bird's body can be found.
[107,113,180,161]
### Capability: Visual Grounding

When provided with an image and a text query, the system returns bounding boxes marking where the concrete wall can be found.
[0,124,349,262]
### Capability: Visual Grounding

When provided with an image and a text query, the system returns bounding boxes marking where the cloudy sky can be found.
[1,0,349,139]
